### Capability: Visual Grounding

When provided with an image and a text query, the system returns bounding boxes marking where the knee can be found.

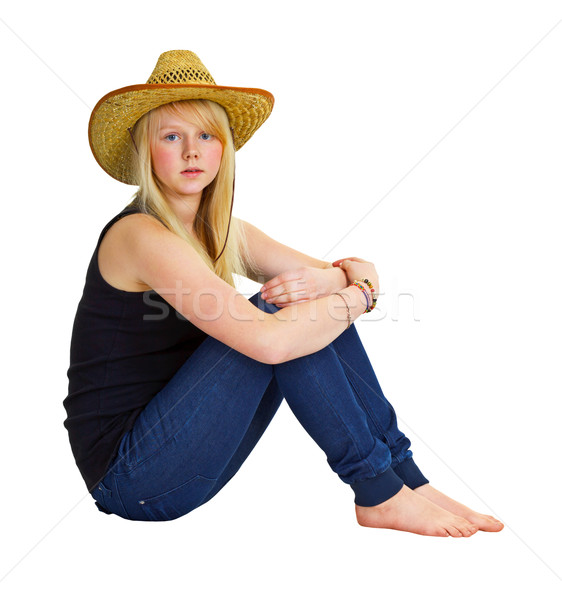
[248,292,282,314]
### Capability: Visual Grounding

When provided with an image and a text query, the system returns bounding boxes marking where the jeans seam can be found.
[349,381,409,464]
[114,348,240,472]
[345,374,391,443]
[333,345,405,460]
[112,472,133,519]
[116,349,274,473]
[300,353,378,480]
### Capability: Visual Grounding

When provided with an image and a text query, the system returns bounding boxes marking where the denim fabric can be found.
[90,293,428,521]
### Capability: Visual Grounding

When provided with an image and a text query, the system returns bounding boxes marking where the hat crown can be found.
[146,50,216,86]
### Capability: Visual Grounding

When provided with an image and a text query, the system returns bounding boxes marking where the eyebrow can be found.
[158,122,190,130]
[157,117,200,128]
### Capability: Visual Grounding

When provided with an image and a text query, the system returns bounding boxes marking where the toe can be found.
[476,515,504,532]
[447,526,464,538]
[455,518,478,537]
[485,519,504,532]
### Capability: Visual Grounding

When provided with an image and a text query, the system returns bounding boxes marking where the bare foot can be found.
[355,485,478,537]
[414,484,503,532]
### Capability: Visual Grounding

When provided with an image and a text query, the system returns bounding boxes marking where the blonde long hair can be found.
[130,99,253,286]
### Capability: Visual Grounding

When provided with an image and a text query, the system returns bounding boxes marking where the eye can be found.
[164,134,180,142]
[200,132,214,141]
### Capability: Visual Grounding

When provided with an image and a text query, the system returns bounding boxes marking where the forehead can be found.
[153,104,200,128]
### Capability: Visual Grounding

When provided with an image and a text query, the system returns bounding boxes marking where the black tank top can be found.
[63,206,208,491]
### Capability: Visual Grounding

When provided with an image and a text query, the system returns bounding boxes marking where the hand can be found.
[332,257,380,298]
[260,266,346,307]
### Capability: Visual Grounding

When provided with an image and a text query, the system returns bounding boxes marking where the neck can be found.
[166,192,202,234]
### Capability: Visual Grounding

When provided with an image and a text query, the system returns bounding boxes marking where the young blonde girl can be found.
[64,50,503,536]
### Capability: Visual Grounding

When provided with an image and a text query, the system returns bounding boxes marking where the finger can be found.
[332,257,368,267]
[260,270,303,293]
[261,274,308,301]
[332,258,353,267]
[272,298,310,308]
[334,259,362,271]
[266,285,307,303]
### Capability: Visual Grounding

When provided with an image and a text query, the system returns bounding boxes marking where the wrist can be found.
[332,286,367,329]
[345,284,370,316]
[334,266,348,289]
[323,263,348,291]
[351,279,377,312]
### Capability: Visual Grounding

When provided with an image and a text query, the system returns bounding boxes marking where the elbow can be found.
[256,340,290,365]
[265,348,291,365]
[252,318,292,365]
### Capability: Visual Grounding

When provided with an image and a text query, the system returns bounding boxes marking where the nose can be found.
[183,139,199,159]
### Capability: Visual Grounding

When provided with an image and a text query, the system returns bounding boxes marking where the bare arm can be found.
[240,219,348,305]
[240,219,334,278]
[117,214,369,364]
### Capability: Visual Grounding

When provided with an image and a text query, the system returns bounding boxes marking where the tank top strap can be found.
[96,205,142,249]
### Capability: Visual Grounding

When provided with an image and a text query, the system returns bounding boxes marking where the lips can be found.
[181,168,203,178]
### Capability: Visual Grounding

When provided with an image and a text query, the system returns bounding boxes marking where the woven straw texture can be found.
[89,50,274,185]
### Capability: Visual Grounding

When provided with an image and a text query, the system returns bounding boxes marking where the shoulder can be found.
[102,211,186,259]
[106,211,168,242]
[98,212,179,292]
[237,218,260,233]
[237,219,268,245]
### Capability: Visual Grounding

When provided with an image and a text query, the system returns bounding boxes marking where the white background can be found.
[1,1,561,597]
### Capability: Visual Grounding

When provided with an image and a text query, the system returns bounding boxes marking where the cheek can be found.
[151,145,175,177]
[208,144,223,175]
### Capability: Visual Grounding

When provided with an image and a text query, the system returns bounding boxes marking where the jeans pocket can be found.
[91,480,114,515]
[137,475,217,522]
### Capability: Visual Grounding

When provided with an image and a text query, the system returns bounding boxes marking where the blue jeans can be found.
[91,294,428,521]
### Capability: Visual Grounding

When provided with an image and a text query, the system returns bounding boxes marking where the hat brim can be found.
[88,83,274,184]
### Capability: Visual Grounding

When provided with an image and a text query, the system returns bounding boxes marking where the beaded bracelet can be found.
[360,278,377,311]
[353,279,377,313]
[332,292,351,329]
[351,281,371,312]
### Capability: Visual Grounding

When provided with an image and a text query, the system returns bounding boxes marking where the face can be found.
[150,107,223,205]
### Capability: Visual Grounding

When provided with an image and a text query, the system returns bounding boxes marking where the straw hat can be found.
[88,50,274,185]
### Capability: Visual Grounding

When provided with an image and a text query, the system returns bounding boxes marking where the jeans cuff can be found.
[351,468,404,507]
[392,456,429,490]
